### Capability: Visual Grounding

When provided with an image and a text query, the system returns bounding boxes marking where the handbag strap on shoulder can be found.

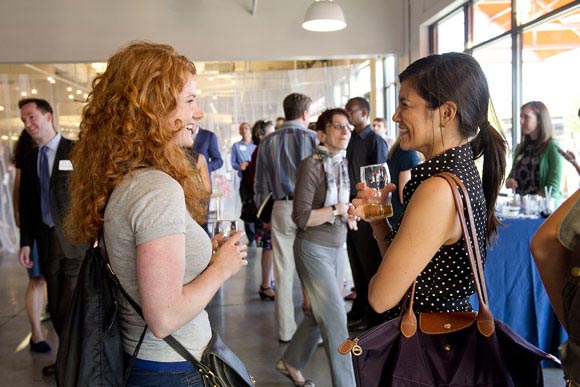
[400,171,495,338]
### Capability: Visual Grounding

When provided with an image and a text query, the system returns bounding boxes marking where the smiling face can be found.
[318,113,352,154]
[392,80,440,156]
[170,74,204,148]
[20,102,56,145]
[520,107,539,140]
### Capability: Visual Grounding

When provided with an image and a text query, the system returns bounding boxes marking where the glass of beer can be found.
[211,220,239,240]
[360,163,393,219]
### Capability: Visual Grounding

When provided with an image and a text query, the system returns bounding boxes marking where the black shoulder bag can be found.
[57,235,255,387]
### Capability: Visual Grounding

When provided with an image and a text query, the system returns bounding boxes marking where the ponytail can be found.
[471,121,507,242]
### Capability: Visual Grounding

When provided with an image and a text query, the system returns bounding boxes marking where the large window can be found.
[472,37,513,145]
[517,0,576,25]
[472,0,511,46]
[435,10,465,53]
[382,55,398,138]
[431,0,580,194]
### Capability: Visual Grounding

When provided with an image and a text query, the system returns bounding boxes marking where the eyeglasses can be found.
[327,123,354,131]
[346,108,360,115]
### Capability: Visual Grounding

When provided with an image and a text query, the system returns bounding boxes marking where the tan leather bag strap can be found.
[400,171,495,338]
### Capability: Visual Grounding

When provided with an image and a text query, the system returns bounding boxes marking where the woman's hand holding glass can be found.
[209,231,248,277]
[349,182,397,223]
[359,163,394,219]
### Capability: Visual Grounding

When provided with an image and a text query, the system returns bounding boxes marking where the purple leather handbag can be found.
[339,172,558,387]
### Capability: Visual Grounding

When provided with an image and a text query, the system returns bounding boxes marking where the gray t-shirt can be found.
[104,168,212,362]
[559,195,580,251]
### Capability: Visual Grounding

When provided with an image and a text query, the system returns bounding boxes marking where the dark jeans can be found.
[38,226,83,337]
[244,222,255,244]
[346,221,382,325]
[126,367,203,387]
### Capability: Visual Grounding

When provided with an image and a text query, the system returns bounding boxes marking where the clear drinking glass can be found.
[211,220,239,239]
[360,163,393,219]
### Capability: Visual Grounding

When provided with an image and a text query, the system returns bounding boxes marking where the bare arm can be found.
[136,231,247,338]
[530,188,580,328]
[556,146,580,176]
[398,169,411,204]
[306,203,350,227]
[367,178,462,313]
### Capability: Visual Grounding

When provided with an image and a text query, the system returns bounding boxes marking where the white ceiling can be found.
[0,0,405,63]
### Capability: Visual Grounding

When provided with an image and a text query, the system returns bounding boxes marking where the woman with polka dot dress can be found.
[351,52,507,321]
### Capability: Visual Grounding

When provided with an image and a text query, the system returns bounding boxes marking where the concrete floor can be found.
[0,245,567,387]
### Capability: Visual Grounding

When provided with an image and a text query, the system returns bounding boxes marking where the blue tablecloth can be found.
[470,217,567,357]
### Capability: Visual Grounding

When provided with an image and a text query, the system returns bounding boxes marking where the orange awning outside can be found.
[476,0,580,59]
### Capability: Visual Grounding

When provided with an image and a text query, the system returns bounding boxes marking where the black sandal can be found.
[258,286,275,301]
[276,359,315,387]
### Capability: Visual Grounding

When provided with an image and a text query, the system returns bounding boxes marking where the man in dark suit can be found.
[191,126,223,174]
[17,98,86,376]
[186,126,223,234]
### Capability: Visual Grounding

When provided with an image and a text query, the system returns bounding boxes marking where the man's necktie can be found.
[39,146,54,227]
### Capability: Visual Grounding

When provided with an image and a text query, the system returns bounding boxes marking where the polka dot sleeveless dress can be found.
[383,143,488,320]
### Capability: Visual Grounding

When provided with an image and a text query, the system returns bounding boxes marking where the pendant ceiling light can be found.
[302,0,347,32]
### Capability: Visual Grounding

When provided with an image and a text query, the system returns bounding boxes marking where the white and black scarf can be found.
[314,145,350,209]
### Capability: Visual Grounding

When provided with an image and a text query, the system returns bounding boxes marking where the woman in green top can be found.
[506,101,562,200]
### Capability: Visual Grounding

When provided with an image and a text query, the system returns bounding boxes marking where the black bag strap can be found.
[97,233,148,385]
[99,232,208,373]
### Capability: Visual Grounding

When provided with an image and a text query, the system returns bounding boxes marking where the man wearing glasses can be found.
[344,97,389,331]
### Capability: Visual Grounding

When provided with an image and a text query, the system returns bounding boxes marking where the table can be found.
[469,217,567,358]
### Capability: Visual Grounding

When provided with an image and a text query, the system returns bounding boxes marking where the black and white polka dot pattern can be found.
[384,143,487,319]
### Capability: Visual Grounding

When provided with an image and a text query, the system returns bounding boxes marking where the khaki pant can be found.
[271,200,298,341]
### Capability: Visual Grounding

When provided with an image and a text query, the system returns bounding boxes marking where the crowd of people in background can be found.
[6,40,580,387]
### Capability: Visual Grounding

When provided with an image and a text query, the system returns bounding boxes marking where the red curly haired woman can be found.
[66,42,248,386]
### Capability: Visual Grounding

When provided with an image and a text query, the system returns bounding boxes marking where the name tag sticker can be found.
[59,160,73,171]
[239,145,247,151]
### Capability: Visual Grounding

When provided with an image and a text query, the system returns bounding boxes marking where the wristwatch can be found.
[332,204,339,217]
[331,205,340,225]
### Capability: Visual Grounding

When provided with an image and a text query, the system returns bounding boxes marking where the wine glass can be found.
[211,220,239,240]
[360,163,393,219]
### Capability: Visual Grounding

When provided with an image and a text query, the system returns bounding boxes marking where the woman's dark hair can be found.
[315,108,351,133]
[12,129,37,168]
[517,101,553,155]
[399,52,507,241]
[251,120,272,146]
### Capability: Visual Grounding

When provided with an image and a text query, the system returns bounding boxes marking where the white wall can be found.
[0,0,407,63]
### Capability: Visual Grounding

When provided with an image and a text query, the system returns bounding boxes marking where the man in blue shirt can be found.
[345,97,388,331]
[255,93,318,342]
[231,122,257,245]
